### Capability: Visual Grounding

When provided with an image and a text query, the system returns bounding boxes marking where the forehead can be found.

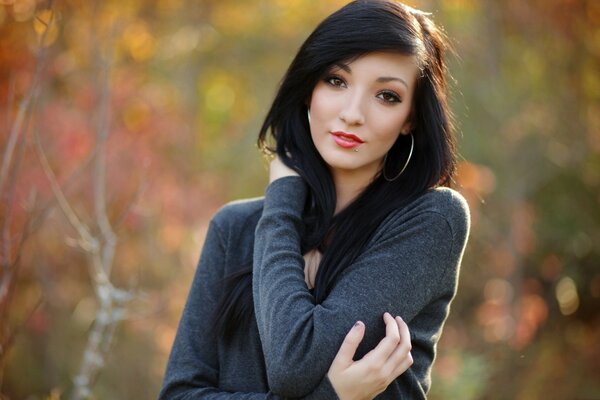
[334,52,419,83]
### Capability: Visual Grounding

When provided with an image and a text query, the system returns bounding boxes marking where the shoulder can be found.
[378,187,470,244]
[211,196,265,234]
[207,197,264,267]
[419,187,470,231]
[413,187,470,239]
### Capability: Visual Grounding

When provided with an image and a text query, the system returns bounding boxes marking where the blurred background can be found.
[1,0,599,399]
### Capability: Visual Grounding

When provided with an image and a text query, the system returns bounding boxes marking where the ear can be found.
[399,110,416,135]
[399,120,413,135]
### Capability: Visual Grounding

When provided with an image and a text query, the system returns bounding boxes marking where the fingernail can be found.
[397,316,403,321]
[354,321,363,328]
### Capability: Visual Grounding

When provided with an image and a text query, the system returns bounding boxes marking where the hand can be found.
[269,155,299,183]
[327,313,413,400]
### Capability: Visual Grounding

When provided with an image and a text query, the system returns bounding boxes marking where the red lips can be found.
[331,131,364,149]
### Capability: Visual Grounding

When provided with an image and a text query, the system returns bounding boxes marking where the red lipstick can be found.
[331,131,364,149]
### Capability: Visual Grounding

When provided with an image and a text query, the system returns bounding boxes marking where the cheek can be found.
[370,112,407,143]
[376,101,412,135]
[309,85,338,120]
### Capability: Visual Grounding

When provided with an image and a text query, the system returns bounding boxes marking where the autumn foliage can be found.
[1,0,599,399]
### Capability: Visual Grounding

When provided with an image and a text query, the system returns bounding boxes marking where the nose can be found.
[339,92,365,126]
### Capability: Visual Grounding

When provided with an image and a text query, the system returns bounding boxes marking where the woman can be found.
[159,0,469,398]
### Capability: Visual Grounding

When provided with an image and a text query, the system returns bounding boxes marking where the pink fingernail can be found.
[354,321,363,328]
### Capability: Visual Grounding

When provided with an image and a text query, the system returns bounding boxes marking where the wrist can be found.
[328,376,365,400]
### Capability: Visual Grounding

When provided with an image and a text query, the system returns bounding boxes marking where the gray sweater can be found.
[159,176,470,399]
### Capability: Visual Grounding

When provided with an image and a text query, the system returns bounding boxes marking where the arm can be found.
[158,212,347,400]
[159,219,278,400]
[252,176,468,398]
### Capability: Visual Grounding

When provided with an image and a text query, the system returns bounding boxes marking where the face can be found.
[308,51,418,182]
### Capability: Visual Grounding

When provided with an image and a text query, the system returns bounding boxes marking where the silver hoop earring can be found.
[383,133,414,182]
[307,109,311,124]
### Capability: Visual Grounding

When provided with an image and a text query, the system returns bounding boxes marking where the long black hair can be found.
[212,0,456,341]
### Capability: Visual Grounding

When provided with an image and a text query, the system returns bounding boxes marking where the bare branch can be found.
[92,47,117,277]
[70,12,139,400]
[113,168,149,232]
[0,6,56,373]
[1,79,38,269]
[24,144,100,243]
[0,6,54,194]
[33,129,96,248]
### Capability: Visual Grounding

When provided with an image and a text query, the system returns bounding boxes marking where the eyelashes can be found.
[377,91,401,104]
[323,75,403,104]
[325,75,346,88]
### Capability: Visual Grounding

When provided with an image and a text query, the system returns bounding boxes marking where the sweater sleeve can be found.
[158,211,340,400]
[253,176,469,399]
[159,219,280,400]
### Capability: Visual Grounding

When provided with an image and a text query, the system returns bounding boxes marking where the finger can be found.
[386,317,411,361]
[361,312,400,364]
[392,351,413,377]
[396,316,411,352]
[384,317,413,377]
[331,321,366,369]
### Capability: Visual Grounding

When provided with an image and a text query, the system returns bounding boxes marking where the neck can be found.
[332,167,377,214]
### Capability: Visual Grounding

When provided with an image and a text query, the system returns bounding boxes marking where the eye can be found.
[325,75,346,88]
[377,90,402,104]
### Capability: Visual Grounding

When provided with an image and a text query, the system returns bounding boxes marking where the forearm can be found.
[252,177,337,396]
[253,178,464,398]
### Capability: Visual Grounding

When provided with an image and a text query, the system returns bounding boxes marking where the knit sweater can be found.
[159,176,470,399]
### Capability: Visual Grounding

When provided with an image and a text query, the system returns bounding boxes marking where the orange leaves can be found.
[455,160,496,226]
[5,0,36,23]
[456,161,496,195]
[476,277,549,349]
[511,291,548,349]
[477,278,515,343]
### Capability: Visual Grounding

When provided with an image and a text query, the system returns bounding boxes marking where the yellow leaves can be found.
[167,25,201,55]
[121,20,155,62]
[0,1,58,46]
[156,0,185,16]
[441,0,478,12]
[211,3,261,34]
[204,76,236,114]
[45,387,63,400]
[555,276,579,316]
[199,69,258,120]
[122,99,151,132]
[581,59,600,101]
[33,9,58,46]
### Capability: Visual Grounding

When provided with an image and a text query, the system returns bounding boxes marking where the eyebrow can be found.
[333,63,410,89]
[376,76,409,89]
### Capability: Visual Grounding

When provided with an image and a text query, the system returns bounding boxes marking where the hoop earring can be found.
[307,109,311,124]
[383,133,414,182]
